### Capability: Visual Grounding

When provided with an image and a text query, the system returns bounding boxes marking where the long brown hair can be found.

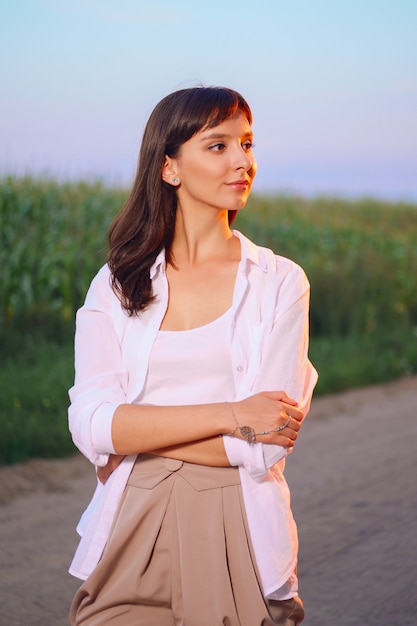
[108,86,253,315]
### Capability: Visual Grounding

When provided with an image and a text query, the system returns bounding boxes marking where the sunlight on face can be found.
[172,114,257,215]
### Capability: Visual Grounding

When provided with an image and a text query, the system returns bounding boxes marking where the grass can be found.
[1,177,417,464]
[310,331,417,394]
[0,322,75,464]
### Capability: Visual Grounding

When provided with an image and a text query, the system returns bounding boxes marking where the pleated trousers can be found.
[70,455,304,626]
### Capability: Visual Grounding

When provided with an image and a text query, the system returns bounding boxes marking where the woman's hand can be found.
[228,391,304,448]
[96,454,126,484]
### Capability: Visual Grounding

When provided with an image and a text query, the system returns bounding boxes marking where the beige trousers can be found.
[70,455,304,626]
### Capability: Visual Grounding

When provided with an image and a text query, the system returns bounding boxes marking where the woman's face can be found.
[165,113,257,215]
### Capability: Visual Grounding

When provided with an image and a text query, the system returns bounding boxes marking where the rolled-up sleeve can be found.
[68,266,129,466]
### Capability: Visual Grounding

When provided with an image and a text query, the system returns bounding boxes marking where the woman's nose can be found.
[235,149,254,172]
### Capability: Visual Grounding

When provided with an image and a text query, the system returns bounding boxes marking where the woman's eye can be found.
[242,141,255,152]
[208,143,226,152]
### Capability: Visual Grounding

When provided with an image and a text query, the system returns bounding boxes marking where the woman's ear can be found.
[162,156,180,186]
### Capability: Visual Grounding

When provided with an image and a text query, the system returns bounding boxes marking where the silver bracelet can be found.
[226,402,256,444]
[225,403,292,443]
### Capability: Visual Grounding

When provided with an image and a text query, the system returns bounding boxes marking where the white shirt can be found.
[68,230,318,598]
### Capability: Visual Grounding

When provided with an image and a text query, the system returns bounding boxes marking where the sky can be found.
[1,0,417,199]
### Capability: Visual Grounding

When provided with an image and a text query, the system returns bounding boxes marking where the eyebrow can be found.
[199,130,253,142]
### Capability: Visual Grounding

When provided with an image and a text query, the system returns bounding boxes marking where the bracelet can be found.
[225,403,292,443]
[226,402,257,444]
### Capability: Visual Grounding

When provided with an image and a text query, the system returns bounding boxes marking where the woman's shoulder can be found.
[265,250,310,297]
[235,230,307,281]
[82,264,118,308]
[95,262,112,280]
[86,263,112,291]
[272,252,307,279]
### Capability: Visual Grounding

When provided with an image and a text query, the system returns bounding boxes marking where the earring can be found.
[172,177,179,184]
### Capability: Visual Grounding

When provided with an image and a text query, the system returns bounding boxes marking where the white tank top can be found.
[135,307,235,406]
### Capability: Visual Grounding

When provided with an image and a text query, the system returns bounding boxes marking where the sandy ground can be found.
[0,376,416,626]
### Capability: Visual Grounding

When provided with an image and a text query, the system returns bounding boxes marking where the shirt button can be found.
[236,365,243,373]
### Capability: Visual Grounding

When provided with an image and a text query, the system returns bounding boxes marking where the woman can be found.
[68,86,318,626]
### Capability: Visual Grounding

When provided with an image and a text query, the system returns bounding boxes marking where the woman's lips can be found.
[226,180,250,190]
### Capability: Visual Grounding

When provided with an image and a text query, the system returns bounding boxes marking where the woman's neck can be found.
[171,210,238,267]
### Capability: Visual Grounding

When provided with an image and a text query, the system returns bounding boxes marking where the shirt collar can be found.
[232,230,268,272]
[150,249,166,279]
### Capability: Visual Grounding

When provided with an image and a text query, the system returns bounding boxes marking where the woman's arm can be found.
[111,391,301,455]
[97,393,302,483]
[97,438,229,484]
[150,437,230,465]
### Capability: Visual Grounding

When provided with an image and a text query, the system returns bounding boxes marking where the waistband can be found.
[128,453,241,492]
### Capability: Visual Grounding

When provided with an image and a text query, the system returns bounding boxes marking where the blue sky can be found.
[1,0,417,199]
